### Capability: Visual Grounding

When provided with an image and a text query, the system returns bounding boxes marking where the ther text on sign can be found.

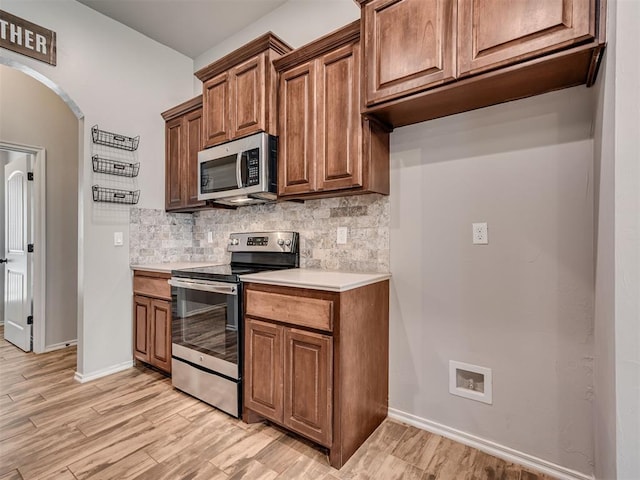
[0,10,56,66]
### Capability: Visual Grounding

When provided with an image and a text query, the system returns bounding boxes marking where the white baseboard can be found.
[44,339,77,352]
[387,408,594,480]
[74,360,133,383]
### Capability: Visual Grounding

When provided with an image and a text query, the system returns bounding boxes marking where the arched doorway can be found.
[0,63,81,354]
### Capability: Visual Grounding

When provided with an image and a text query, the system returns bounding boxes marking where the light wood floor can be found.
[0,327,557,480]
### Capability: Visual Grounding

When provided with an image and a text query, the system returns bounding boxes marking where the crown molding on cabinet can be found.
[195,32,292,82]
[161,95,202,121]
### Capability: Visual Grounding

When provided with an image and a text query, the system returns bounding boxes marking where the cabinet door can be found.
[203,72,231,147]
[278,61,317,196]
[458,0,595,76]
[150,299,172,373]
[245,319,284,421]
[165,117,183,210]
[231,53,266,139]
[284,328,333,447]
[362,0,456,106]
[184,108,206,208]
[316,42,362,192]
[133,295,151,363]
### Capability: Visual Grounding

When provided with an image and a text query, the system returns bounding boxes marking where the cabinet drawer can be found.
[133,272,171,300]
[246,289,334,332]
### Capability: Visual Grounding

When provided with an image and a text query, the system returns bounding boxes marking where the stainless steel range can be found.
[168,231,299,417]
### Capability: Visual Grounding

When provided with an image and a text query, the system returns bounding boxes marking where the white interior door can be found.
[3,155,32,351]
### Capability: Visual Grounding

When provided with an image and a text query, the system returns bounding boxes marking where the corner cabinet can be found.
[133,270,172,374]
[243,280,389,469]
[195,33,292,148]
[161,96,206,212]
[357,0,606,127]
[274,21,390,200]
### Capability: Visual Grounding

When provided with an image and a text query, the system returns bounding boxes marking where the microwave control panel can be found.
[243,148,260,187]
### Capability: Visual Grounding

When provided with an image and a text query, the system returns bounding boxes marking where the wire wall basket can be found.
[92,186,140,205]
[91,125,140,151]
[92,155,140,177]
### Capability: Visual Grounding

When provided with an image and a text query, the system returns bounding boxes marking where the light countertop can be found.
[239,268,391,292]
[130,262,222,274]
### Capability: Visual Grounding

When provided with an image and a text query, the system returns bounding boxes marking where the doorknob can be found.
[0,259,7,263]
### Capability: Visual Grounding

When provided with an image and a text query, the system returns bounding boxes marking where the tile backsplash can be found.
[130,194,389,273]
[129,208,194,264]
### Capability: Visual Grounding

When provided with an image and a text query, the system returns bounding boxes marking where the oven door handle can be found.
[168,278,238,296]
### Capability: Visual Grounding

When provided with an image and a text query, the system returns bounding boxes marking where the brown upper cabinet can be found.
[361,0,457,105]
[274,21,390,200]
[457,0,595,77]
[357,0,606,127]
[195,33,292,148]
[161,96,206,212]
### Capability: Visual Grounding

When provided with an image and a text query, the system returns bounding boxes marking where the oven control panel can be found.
[246,236,269,247]
[227,231,298,253]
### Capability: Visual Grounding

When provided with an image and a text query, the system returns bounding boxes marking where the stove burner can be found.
[171,231,300,283]
[172,264,279,283]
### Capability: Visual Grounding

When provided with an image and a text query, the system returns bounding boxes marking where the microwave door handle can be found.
[168,278,238,296]
[236,152,242,188]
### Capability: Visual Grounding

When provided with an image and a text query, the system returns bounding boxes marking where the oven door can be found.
[169,277,240,380]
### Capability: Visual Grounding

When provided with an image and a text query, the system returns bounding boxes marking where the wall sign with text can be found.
[0,10,57,66]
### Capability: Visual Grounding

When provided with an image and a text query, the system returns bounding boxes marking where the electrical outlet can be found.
[472,222,488,245]
[337,226,348,245]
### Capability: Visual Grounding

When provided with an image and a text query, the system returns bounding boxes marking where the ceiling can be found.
[76,0,289,59]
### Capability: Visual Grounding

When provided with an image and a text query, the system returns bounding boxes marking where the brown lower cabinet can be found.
[243,281,389,468]
[246,319,333,446]
[133,270,172,374]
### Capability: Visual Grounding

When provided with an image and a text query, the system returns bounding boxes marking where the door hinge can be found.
[27,315,33,325]
[27,172,34,181]
[27,244,34,253]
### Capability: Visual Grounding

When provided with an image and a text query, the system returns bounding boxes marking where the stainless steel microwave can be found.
[197,132,277,206]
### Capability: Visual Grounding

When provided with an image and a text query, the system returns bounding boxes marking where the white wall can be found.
[612,1,640,476]
[389,87,596,475]
[0,0,194,378]
[593,0,640,478]
[194,0,359,72]
[0,66,79,347]
[592,6,616,480]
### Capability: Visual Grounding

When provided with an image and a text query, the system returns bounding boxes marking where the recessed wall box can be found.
[449,360,492,404]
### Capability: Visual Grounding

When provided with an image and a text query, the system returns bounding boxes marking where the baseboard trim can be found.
[74,361,133,383]
[44,339,77,352]
[387,408,594,480]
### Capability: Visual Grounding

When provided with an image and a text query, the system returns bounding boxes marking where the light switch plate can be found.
[114,231,124,246]
[207,231,213,243]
